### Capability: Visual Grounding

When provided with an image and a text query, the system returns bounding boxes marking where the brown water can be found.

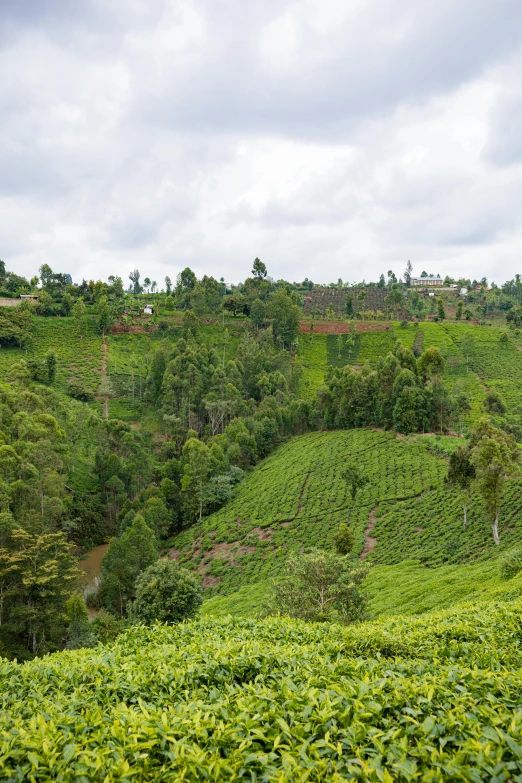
[78,544,109,589]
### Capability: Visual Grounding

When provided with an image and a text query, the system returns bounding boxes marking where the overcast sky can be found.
[2,1,522,287]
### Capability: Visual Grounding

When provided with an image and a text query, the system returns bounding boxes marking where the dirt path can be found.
[360,505,378,560]
[100,338,109,420]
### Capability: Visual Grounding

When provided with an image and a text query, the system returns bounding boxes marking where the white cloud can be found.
[2,0,522,286]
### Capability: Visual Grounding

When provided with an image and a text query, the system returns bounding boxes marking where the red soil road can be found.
[299,320,393,335]
[360,506,378,560]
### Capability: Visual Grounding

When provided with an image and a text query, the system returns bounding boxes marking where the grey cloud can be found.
[484,88,522,166]
[2,0,522,285]
[132,0,522,139]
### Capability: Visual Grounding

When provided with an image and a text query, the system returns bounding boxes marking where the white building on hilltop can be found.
[411,275,443,287]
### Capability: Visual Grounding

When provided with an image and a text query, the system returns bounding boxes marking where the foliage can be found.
[100,515,158,616]
[130,559,203,625]
[90,609,126,644]
[67,378,94,401]
[341,463,369,501]
[171,430,446,596]
[3,602,522,779]
[470,418,520,545]
[269,550,368,623]
[333,522,354,555]
[499,547,522,580]
[0,306,32,347]
[66,594,97,649]
[267,290,300,346]
[322,342,452,434]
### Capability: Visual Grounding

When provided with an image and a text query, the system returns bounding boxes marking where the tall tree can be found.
[445,446,475,527]
[72,298,87,338]
[269,550,367,624]
[470,420,520,545]
[342,464,370,502]
[96,295,112,336]
[129,269,142,295]
[385,288,403,318]
[417,346,444,381]
[267,291,299,347]
[101,515,158,616]
[252,257,267,279]
[180,438,217,521]
[6,530,80,657]
[404,260,413,287]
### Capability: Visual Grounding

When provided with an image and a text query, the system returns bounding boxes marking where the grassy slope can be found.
[0,317,102,397]
[0,313,512,426]
[296,320,494,424]
[171,429,447,596]
[3,312,521,618]
[201,558,522,619]
[195,425,522,618]
[106,316,246,421]
[3,600,522,780]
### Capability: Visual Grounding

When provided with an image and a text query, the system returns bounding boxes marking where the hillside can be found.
[1,313,519,435]
[2,599,522,780]
[170,429,446,593]
[171,427,522,606]
[298,320,520,419]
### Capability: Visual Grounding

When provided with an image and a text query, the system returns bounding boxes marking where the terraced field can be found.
[297,320,499,426]
[105,318,246,418]
[371,476,522,567]
[303,285,408,317]
[445,323,522,410]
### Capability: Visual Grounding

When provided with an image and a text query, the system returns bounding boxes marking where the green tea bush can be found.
[2,600,522,781]
[499,547,522,580]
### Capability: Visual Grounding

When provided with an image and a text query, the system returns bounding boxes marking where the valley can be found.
[2,265,522,779]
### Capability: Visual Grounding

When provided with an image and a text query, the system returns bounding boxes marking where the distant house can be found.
[411,276,443,287]
[20,294,39,300]
[143,305,154,315]
[460,288,468,296]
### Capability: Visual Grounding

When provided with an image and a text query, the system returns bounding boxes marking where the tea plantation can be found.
[3,600,522,781]
[169,425,522,599]
[296,320,496,418]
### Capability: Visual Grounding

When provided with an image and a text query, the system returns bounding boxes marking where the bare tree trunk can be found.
[492,511,500,545]
[463,504,467,528]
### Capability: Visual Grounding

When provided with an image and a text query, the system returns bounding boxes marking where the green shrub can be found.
[129,559,203,625]
[67,378,94,401]
[90,610,126,644]
[268,550,368,624]
[333,522,355,555]
[65,595,97,650]
[499,547,522,580]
